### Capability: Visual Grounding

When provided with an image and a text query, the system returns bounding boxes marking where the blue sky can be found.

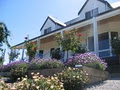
[0,0,119,63]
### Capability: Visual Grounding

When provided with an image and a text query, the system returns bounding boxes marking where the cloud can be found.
[111,1,120,8]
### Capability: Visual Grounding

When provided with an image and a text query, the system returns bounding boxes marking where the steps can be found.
[110,73,120,78]
[106,65,120,78]
[107,65,120,73]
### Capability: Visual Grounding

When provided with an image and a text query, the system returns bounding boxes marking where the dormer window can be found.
[85,8,98,19]
[44,27,51,34]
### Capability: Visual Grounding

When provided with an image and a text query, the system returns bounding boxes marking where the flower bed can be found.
[0,61,28,80]
[66,52,107,71]
[28,58,64,70]
[0,74,64,90]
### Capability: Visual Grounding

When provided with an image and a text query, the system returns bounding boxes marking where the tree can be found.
[8,49,20,63]
[55,29,82,60]
[25,37,37,62]
[111,36,120,64]
[0,23,10,49]
[0,22,10,65]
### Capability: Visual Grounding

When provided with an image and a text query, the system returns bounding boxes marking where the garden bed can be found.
[28,66,109,84]
[28,68,63,78]
[80,66,109,84]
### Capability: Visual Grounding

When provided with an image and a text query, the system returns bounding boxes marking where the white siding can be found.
[78,0,109,21]
[41,18,63,35]
[41,19,56,35]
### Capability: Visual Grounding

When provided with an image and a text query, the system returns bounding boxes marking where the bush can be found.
[75,44,87,54]
[66,52,107,70]
[111,37,120,55]
[0,61,28,72]
[0,64,12,72]
[51,48,62,60]
[0,73,64,90]
[10,61,28,80]
[56,67,88,90]
[28,58,64,70]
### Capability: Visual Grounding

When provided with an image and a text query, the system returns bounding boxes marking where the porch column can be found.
[60,31,65,61]
[93,17,99,56]
[21,44,25,60]
[60,31,64,51]
[37,38,40,50]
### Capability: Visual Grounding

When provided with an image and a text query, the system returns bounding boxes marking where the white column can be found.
[60,31,64,51]
[93,17,99,56]
[109,32,112,56]
[37,38,40,50]
[21,44,25,60]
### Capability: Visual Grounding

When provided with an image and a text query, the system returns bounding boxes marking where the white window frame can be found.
[87,31,117,58]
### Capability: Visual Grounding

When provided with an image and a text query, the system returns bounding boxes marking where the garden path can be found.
[84,77,120,90]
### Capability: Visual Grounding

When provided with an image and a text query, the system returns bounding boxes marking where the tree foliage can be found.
[0,22,10,65]
[25,37,37,62]
[8,50,20,63]
[111,37,120,55]
[0,23,10,50]
[55,29,81,53]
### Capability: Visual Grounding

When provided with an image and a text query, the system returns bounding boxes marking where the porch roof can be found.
[12,7,120,49]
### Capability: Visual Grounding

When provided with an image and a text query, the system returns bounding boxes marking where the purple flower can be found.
[66,52,107,70]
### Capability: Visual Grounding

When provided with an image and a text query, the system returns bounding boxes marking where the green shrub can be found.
[75,44,87,54]
[10,61,28,80]
[85,61,105,71]
[51,48,62,60]
[28,59,64,70]
[56,67,88,90]
[111,37,120,55]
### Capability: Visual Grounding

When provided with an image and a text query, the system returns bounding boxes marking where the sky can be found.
[0,0,119,64]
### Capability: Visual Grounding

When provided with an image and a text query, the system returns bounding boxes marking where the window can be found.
[85,8,98,19]
[111,32,118,40]
[36,50,44,58]
[88,36,94,51]
[50,48,54,56]
[88,32,119,58]
[85,11,92,19]
[93,8,98,17]
[98,32,109,50]
[44,27,51,34]
[99,51,110,57]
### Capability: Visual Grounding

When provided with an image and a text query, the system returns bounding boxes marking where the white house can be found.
[12,0,120,65]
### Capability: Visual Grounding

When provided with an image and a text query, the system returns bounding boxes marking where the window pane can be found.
[48,27,51,32]
[99,32,109,50]
[44,29,47,34]
[111,32,118,40]
[93,8,98,17]
[85,11,92,19]
[88,36,94,51]
[99,51,110,57]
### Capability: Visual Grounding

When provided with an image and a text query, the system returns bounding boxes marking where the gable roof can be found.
[40,16,66,31]
[78,0,113,15]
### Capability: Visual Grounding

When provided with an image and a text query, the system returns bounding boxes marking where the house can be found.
[12,0,120,64]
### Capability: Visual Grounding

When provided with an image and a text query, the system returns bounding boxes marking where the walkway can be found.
[84,77,120,90]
